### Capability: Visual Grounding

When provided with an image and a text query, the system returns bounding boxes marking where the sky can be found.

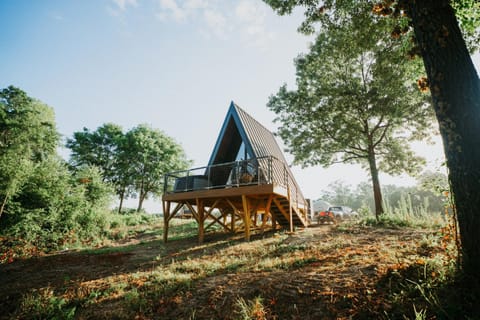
[1,0,479,212]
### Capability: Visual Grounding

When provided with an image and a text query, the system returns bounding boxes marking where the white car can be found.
[327,206,358,220]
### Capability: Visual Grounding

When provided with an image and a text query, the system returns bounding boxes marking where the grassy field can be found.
[0,215,477,319]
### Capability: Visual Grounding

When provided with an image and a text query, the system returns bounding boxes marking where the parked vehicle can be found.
[327,206,358,220]
[316,210,336,224]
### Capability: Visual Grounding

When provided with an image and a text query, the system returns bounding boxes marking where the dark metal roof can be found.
[207,101,305,203]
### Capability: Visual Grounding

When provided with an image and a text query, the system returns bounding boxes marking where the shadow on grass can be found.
[0,226,291,319]
[354,262,480,319]
[4,224,468,320]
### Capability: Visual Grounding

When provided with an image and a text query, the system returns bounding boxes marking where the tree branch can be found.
[373,121,391,149]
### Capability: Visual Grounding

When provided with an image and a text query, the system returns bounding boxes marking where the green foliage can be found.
[358,203,444,229]
[121,124,191,211]
[267,3,433,217]
[20,287,77,320]
[0,86,118,252]
[264,0,480,279]
[320,178,447,223]
[0,86,59,159]
[452,0,480,51]
[0,86,59,218]
[268,5,431,170]
[0,87,188,255]
[74,166,114,208]
[67,123,191,212]
[417,170,449,195]
[264,0,479,51]
[1,158,114,251]
[66,123,123,174]
[66,123,133,212]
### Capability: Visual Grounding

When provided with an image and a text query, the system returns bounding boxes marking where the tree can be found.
[320,180,357,208]
[268,4,433,218]
[0,86,59,218]
[264,0,480,279]
[66,123,131,212]
[121,124,190,212]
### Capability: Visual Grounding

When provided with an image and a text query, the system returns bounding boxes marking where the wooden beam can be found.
[226,198,239,212]
[197,198,205,244]
[204,198,230,231]
[231,208,236,233]
[226,198,243,233]
[185,201,199,223]
[288,187,293,233]
[167,202,184,222]
[206,212,230,231]
[261,195,274,234]
[221,208,229,232]
[163,201,171,243]
[222,209,232,232]
[242,195,251,241]
[250,200,261,227]
[206,199,221,216]
[162,184,275,201]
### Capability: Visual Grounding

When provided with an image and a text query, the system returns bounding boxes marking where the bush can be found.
[0,159,115,253]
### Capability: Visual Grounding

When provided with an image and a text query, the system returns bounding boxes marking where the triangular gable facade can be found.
[207,101,305,202]
[162,101,310,243]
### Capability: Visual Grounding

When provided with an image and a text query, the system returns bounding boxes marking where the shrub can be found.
[0,159,115,253]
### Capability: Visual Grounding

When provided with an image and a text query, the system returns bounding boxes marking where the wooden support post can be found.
[222,209,228,232]
[231,210,235,233]
[288,187,294,233]
[262,195,273,234]
[197,199,205,244]
[163,201,171,243]
[226,199,237,234]
[242,195,251,241]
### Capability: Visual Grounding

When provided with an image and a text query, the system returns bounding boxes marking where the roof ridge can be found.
[231,101,275,136]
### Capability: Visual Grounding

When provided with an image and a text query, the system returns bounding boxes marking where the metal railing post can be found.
[207,165,211,189]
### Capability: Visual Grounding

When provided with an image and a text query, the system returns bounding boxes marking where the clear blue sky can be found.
[1,0,479,212]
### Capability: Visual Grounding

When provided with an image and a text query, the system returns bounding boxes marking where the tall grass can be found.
[357,193,446,229]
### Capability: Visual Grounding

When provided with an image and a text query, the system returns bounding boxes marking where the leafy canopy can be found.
[265,0,479,51]
[1,86,59,217]
[122,124,191,210]
[268,3,433,175]
[67,123,191,212]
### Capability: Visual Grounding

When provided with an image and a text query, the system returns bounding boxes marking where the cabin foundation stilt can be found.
[197,199,205,244]
[163,201,170,243]
[242,195,251,241]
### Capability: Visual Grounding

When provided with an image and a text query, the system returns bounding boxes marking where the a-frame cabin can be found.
[162,102,309,243]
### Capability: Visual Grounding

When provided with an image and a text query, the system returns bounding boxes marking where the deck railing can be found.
[163,155,308,221]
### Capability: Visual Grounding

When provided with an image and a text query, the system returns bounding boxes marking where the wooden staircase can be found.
[270,196,308,228]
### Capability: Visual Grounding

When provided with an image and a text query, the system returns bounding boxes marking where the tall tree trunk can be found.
[409,0,480,278]
[137,177,145,212]
[117,188,125,213]
[368,149,384,220]
[0,191,9,219]
[137,192,145,212]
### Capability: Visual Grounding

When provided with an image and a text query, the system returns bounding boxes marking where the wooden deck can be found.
[162,183,309,244]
